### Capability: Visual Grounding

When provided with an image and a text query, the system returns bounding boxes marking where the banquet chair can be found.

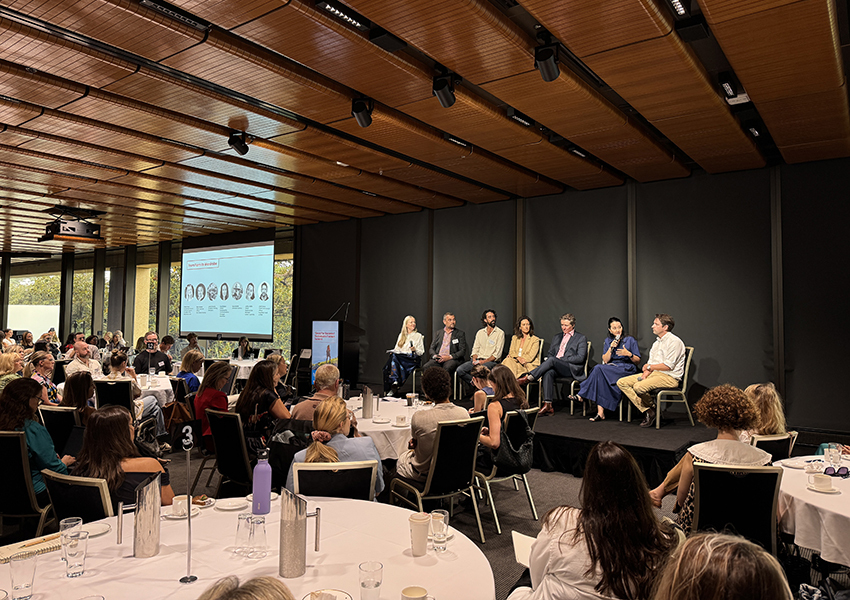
[223,365,239,395]
[0,431,55,537]
[170,377,189,405]
[203,358,228,373]
[206,409,253,497]
[93,379,135,413]
[474,408,539,535]
[37,406,80,456]
[263,348,283,358]
[51,359,71,385]
[292,460,379,501]
[627,346,695,429]
[693,462,783,555]
[390,416,486,543]
[41,469,113,523]
[751,431,798,463]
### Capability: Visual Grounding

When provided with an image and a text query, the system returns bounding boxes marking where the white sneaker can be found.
[386,391,394,397]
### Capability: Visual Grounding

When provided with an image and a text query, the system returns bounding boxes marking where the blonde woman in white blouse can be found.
[383,315,425,395]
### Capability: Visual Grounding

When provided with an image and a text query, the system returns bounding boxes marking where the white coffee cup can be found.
[395,414,407,426]
[140,374,147,387]
[173,494,189,516]
[401,586,435,600]
[808,473,832,491]
[408,512,430,557]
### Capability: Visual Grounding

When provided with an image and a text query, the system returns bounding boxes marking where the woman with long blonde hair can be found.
[382,315,425,395]
[739,382,786,443]
[284,396,384,497]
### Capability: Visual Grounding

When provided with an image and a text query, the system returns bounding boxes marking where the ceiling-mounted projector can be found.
[39,218,104,244]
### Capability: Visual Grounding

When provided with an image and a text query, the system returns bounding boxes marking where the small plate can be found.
[81,522,112,538]
[301,590,352,600]
[194,497,216,509]
[807,484,841,494]
[781,459,807,469]
[215,499,250,511]
[246,492,280,502]
[371,417,390,424]
[164,507,201,519]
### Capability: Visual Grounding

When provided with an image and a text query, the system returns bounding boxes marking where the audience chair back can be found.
[751,431,798,462]
[292,460,379,501]
[263,349,283,358]
[41,469,113,523]
[693,462,783,555]
[223,365,239,395]
[0,431,55,536]
[37,406,80,456]
[203,358,227,373]
[170,377,189,405]
[93,379,135,413]
[52,359,71,385]
[206,409,253,496]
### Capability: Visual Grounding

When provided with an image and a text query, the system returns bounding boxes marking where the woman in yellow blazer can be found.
[502,316,541,378]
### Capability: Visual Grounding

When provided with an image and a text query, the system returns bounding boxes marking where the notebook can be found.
[512,530,535,568]
[0,534,61,563]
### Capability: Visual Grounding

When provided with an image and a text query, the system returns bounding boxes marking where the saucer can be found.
[81,523,111,538]
[246,492,280,502]
[215,499,249,511]
[301,591,352,600]
[392,421,409,427]
[164,506,201,519]
[807,484,840,494]
[371,417,390,424]
[781,459,807,469]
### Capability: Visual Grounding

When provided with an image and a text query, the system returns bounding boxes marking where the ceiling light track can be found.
[316,1,370,32]
[138,0,209,31]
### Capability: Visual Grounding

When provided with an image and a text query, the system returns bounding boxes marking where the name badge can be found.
[518,348,523,356]
[489,339,495,345]
[158,361,165,367]
[452,339,458,345]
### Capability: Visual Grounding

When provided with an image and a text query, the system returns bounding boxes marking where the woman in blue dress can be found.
[570,317,640,422]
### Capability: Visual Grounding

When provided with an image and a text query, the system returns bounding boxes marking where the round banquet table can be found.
[352,397,433,460]
[231,358,258,380]
[57,375,175,407]
[0,496,496,600]
[776,454,850,567]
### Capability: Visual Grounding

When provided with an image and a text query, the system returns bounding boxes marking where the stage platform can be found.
[531,403,715,488]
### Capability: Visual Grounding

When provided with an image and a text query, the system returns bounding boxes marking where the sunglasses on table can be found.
[824,466,849,478]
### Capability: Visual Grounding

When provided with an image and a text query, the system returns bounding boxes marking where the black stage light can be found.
[352,97,373,128]
[433,75,456,108]
[534,45,560,83]
[228,131,250,155]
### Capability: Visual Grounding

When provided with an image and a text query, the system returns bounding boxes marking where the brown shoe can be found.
[639,407,657,428]
[517,376,529,387]
[539,403,554,416]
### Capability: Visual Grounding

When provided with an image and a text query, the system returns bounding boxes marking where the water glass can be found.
[246,515,268,559]
[358,561,383,600]
[430,509,449,553]
[234,512,252,555]
[826,443,842,470]
[9,551,37,600]
[64,531,89,578]
[60,517,83,562]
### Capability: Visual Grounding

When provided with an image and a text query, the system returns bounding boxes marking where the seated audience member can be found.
[106,353,168,447]
[105,330,126,353]
[518,313,588,417]
[421,312,468,378]
[60,372,97,426]
[197,576,295,600]
[85,335,100,353]
[2,328,14,350]
[456,309,505,388]
[0,378,74,506]
[502,316,542,379]
[382,315,425,396]
[232,336,253,360]
[285,396,384,496]
[478,365,529,471]
[669,385,771,534]
[176,349,204,393]
[133,331,172,375]
[651,532,793,600]
[235,359,291,448]
[0,351,23,392]
[25,350,62,405]
[469,364,494,414]
[194,360,232,450]
[64,341,104,378]
[134,336,145,353]
[183,332,203,357]
[397,367,468,482]
[63,332,84,354]
[20,331,35,356]
[571,317,641,422]
[508,441,679,600]
[74,405,174,510]
[101,332,111,349]
[159,335,175,359]
[616,313,686,428]
[290,364,340,421]
[265,353,293,404]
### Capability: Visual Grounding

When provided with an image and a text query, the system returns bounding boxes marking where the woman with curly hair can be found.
[284,395,383,497]
[671,384,771,534]
[508,441,680,600]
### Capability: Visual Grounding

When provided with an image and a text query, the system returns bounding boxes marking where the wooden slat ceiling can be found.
[0,0,846,252]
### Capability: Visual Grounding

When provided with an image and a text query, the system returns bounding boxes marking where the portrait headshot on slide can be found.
[196,283,206,301]
[259,282,269,302]
[184,284,194,301]
[232,281,243,300]
[207,282,218,301]
[220,282,229,301]
[246,282,255,301]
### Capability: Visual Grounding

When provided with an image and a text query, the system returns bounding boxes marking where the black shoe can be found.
[640,408,657,428]
[589,414,605,422]
[568,394,583,403]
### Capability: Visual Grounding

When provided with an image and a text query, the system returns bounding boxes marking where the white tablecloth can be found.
[57,375,175,408]
[0,497,495,600]
[353,397,431,461]
[777,455,850,567]
[231,359,258,380]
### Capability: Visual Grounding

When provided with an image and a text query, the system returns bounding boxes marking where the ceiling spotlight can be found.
[352,97,374,128]
[666,0,689,17]
[568,146,587,158]
[316,1,369,31]
[507,107,533,127]
[432,75,456,109]
[718,71,737,99]
[228,131,250,155]
[744,121,760,138]
[534,44,560,83]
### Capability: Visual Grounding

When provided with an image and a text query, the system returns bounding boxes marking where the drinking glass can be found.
[430,509,449,553]
[245,515,268,559]
[60,517,83,562]
[234,512,252,555]
[64,531,89,578]
[826,443,842,470]
[9,551,37,600]
[358,561,383,600]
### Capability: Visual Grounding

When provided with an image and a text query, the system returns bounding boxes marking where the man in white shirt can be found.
[617,313,686,428]
[456,309,505,390]
[64,341,104,378]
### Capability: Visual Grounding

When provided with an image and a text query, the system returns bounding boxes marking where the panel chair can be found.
[627,346,695,429]
[93,379,135,414]
[292,460,379,501]
[205,409,253,497]
[0,432,55,537]
[520,338,545,408]
[390,416,486,543]
[751,431,798,463]
[528,341,591,413]
[475,408,539,535]
[41,470,113,524]
[37,406,80,456]
[693,462,783,555]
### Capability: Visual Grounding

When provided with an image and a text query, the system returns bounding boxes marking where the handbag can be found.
[492,409,534,475]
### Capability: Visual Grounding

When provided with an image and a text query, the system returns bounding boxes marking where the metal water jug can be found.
[279,489,321,578]
[362,386,373,420]
[133,472,161,558]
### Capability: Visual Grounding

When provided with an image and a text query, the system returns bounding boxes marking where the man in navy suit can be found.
[518,313,587,416]
[421,312,468,378]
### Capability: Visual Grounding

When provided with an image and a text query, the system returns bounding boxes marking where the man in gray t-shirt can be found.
[397,367,469,481]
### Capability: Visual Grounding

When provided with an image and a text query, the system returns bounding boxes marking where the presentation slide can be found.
[180,241,274,340]
[311,321,339,383]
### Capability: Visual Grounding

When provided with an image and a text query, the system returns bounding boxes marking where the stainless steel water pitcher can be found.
[279,489,321,578]
[362,386,373,420]
[133,472,161,558]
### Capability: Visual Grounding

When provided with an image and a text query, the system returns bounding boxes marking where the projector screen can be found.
[179,240,274,341]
